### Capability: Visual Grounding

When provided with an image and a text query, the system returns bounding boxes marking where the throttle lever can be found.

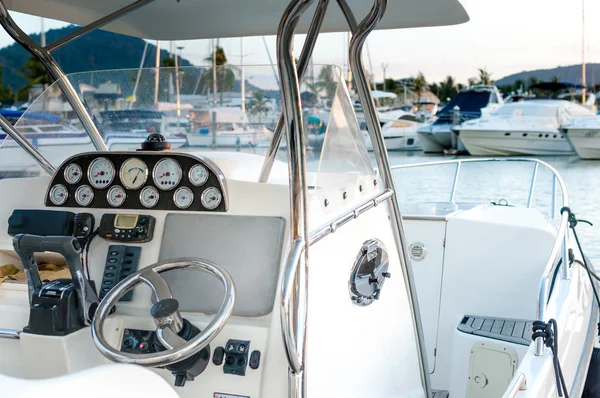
[13,234,99,325]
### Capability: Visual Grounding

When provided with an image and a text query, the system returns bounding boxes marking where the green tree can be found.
[513,79,525,93]
[439,75,457,101]
[551,76,560,83]
[18,56,51,100]
[313,65,338,106]
[474,68,493,85]
[527,76,539,89]
[162,57,176,68]
[0,66,13,104]
[248,90,271,123]
[201,46,238,105]
[413,72,427,102]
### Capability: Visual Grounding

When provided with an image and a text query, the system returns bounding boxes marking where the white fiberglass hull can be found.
[459,129,574,156]
[363,131,422,151]
[564,128,600,160]
[417,130,451,153]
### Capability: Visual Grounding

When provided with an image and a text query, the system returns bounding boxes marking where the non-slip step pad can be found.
[457,315,534,346]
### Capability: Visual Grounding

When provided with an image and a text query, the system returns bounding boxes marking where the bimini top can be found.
[6,0,469,40]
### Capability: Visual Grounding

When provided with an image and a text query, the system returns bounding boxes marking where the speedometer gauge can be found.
[120,158,148,190]
[49,184,68,205]
[201,187,222,210]
[88,157,115,189]
[64,163,82,184]
[140,186,159,208]
[153,158,182,191]
[189,164,209,186]
[75,185,94,206]
[107,186,126,207]
[173,187,194,209]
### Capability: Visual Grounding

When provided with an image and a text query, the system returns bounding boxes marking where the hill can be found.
[496,64,600,87]
[0,25,193,91]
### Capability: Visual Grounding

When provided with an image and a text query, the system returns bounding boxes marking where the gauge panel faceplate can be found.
[45,152,227,212]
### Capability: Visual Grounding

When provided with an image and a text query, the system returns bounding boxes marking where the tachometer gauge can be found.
[189,164,209,186]
[153,158,182,191]
[88,157,115,189]
[107,186,126,207]
[119,158,148,190]
[75,185,94,206]
[64,163,82,184]
[201,187,222,210]
[140,186,160,208]
[49,184,68,205]
[173,187,194,209]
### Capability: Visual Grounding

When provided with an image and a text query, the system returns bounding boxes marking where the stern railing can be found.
[392,157,569,356]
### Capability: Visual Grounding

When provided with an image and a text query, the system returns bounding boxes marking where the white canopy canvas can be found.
[5,0,469,40]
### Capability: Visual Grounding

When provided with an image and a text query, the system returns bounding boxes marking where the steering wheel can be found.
[92,258,235,367]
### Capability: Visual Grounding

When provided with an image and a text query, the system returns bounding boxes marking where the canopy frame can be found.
[0,0,158,157]
[275,0,431,397]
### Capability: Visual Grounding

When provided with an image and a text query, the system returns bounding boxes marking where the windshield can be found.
[0,65,376,197]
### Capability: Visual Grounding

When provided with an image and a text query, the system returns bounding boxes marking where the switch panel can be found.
[100,245,141,301]
[120,328,156,354]
[223,339,250,376]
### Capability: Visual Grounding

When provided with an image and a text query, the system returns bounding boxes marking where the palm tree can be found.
[439,75,457,101]
[413,71,427,102]
[248,90,271,123]
[475,68,493,85]
[201,46,238,105]
[315,65,338,106]
[19,56,51,100]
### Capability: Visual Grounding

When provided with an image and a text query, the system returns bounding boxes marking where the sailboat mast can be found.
[241,38,246,115]
[582,0,586,103]
[213,38,218,105]
[40,18,46,47]
[174,41,181,117]
[130,41,149,109]
[154,40,161,105]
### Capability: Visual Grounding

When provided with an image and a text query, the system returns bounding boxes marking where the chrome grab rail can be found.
[505,372,527,397]
[0,329,20,339]
[392,157,569,357]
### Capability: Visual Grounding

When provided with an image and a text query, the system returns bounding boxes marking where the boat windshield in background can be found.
[434,89,492,124]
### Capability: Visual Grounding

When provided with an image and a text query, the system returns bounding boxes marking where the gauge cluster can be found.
[45,153,227,212]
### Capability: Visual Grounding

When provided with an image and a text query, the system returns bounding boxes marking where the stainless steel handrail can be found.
[392,157,569,357]
[277,0,317,396]
[505,372,527,397]
[259,0,330,183]
[349,0,431,395]
[0,328,20,339]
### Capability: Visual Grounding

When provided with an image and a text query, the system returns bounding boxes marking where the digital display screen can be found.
[114,214,138,229]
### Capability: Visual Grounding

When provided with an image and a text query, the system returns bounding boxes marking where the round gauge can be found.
[173,187,194,209]
[75,185,94,206]
[140,186,160,208]
[107,185,126,207]
[88,157,115,189]
[49,184,68,205]
[189,164,209,186]
[201,187,222,210]
[64,163,82,184]
[153,158,182,191]
[119,158,148,190]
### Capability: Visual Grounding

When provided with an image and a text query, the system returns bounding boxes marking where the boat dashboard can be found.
[45,152,228,212]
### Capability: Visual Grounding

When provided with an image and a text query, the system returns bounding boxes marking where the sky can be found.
[0,0,598,86]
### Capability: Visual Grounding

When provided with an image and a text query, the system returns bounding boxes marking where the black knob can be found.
[150,298,179,319]
[140,133,171,151]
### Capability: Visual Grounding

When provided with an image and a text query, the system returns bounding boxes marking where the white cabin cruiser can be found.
[417,85,504,153]
[363,117,424,151]
[0,1,598,398]
[562,116,600,160]
[457,100,594,156]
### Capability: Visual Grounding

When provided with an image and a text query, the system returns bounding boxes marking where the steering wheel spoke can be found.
[92,257,236,368]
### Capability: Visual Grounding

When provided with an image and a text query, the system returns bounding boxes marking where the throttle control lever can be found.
[13,234,99,324]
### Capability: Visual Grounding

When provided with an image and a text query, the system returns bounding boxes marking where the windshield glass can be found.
[0,65,375,193]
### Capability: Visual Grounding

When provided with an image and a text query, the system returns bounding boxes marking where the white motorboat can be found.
[417,85,504,153]
[363,117,424,151]
[562,116,600,160]
[0,1,598,398]
[457,100,595,156]
[186,107,269,148]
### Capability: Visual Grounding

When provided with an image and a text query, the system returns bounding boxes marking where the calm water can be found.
[388,152,600,263]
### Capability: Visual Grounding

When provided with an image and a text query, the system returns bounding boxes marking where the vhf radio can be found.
[98,214,155,243]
